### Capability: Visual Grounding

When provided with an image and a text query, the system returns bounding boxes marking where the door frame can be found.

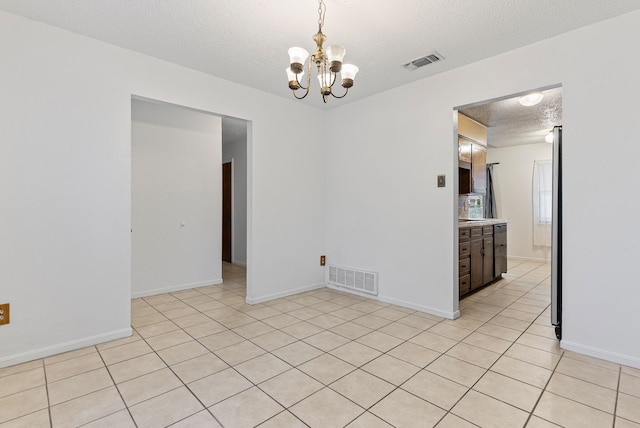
[452,84,563,315]
[130,95,251,298]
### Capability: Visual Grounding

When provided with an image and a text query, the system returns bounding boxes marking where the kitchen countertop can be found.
[458,218,510,228]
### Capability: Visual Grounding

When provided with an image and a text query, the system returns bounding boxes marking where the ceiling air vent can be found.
[402,52,445,71]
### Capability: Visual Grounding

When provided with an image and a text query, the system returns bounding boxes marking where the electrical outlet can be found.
[0,303,9,325]
[320,255,326,266]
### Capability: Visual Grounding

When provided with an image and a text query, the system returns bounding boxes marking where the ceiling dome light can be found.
[519,92,544,107]
[545,132,554,143]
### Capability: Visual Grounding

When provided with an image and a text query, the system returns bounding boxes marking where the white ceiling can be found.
[2,0,640,112]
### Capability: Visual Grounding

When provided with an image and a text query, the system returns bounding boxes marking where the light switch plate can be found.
[437,174,446,187]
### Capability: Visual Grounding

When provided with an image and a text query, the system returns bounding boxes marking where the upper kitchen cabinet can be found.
[458,113,487,195]
[471,144,486,194]
[458,113,487,146]
[458,139,472,163]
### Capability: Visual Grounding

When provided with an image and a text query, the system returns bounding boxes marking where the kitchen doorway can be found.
[454,86,563,335]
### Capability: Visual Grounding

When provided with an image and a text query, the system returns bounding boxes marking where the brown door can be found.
[222,162,232,262]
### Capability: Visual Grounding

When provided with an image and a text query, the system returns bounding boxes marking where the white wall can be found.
[487,143,553,261]
[325,11,640,367]
[132,99,222,297]
[222,134,248,266]
[0,11,325,367]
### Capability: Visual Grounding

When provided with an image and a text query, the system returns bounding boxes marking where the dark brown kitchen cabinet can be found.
[482,236,494,284]
[458,137,487,195]
[469,226,494,292]
[459,274,471,295]
[458,228,471,296]
[494,224,508,275]
[470,237,484,290]
[459,222,507,298]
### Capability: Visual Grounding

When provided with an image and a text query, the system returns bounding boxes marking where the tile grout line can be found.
[43,359,53,428]
[94,347,140,428]
[143,277,361,425]
[422,267,555,425]
[164,275,430,425]
[428,302,553,427]
[612,365,622,428]
[259,274,530,426]
[129,323,226,427]
[522,339,564,427]
[355,269,549,426]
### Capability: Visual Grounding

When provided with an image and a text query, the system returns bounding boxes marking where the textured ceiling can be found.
[460,87,563,148]
[2,0,640,113]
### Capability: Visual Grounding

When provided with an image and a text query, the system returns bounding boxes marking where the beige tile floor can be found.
[2,260,639,427]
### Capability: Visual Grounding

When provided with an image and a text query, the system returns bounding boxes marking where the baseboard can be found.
[378,295,460,320]
[246,282,325,304]
[561,340,640,369]
[132,278,223,298]
[324,283,460,320]
[231,260,247,267]
[0,327,132,369]
[325,283,377,300]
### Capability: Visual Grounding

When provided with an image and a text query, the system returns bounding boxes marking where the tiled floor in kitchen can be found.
[1,260,639,427]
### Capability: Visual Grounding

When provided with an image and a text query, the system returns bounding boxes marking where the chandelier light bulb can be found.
[326,45,346,72]
[288,47,309,74]
[340,64,359,88]
[286,67,304,89]
[285,67,297,81]
[317,72,335,93]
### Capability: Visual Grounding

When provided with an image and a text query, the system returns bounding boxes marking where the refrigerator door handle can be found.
[551,126,562,340]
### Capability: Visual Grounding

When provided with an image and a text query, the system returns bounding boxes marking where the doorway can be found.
[131,97,250,300]
[221,116,249,269]
[454,86,563,327]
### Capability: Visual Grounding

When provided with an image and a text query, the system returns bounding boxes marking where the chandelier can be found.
[286,0,359,103]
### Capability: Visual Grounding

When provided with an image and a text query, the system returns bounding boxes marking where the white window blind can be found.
[533,159,552,247]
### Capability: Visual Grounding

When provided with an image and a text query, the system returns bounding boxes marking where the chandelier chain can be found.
[318,0,326,29]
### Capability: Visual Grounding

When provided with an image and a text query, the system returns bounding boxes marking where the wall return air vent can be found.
[402,52,445,71]
[327,265,378,296]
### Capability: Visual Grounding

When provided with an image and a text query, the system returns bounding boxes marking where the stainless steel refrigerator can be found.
[551,126,563,340]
